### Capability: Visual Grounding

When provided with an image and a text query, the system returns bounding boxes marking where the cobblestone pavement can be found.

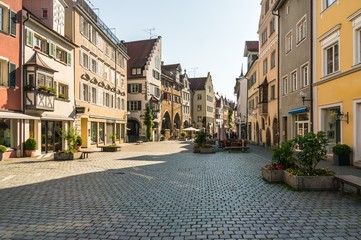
[1,141,361,239]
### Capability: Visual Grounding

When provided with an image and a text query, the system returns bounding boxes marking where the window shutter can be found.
[66,52,71,65]
[8,62,16,88]
[127,84,131,93]
[138,101,142,110]
[127,101,131,111]
[9,10,16,36]
[48,42,55,57]
[26,29,33,47]
[79,50,83,67]
[80,16,84,34]
[80,82,83,100]
[138,83,142,93]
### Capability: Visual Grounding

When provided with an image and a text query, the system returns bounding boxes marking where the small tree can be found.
[24,138,37,150]
[144,107,154,141]
[194,131,207,147]
[62,128,79,153]
[295,131,328,171]
[271,139,295,168]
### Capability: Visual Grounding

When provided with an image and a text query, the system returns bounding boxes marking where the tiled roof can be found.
[24,51,58,73]
[124,38,158,79]
[245,41,259,52]
[189,77,207,91]
[162,63,181,72]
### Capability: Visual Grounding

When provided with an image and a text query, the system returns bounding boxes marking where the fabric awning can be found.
[0,111,40,120]
[288,107,308,115]
[41,115,74,121]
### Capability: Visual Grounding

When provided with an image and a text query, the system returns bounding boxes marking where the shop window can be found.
[0,119,11,147]
[99,122,104,144]
[90,122,97,145]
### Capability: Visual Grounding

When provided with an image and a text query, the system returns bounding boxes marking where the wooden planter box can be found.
[283,171,336,190]
[261,167,284,182]
[199,147,216,154]
[54,152,81,160]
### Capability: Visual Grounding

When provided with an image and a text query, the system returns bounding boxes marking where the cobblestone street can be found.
[1,141,361,239]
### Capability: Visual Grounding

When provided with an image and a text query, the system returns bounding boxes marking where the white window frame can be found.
[296,15,307,45]
[324,42,339,76]
[320,27,340,77]
[285,30,292,54]
[282,75,288,95]
[0,3,9,34]
[0,57,8,87]
[291,70,297,92]
[301,63,309,87]
[350,11,361,65]
[322,0,338,11]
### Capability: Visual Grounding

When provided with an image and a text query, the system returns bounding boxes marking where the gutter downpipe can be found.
[272,9,280,145]
[310,0,314,132]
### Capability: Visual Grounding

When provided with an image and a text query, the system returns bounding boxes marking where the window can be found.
[42,9,48,19]
[129,101,141,111]
[110,69,115,84]
[56,47,69,65]
[197,94,202,100]
[0,59,6,86]
[58,83,68,99]
[82,84,89,102]
[357,29,361,64]
[207,106,213,112]
[0,7,3,32]
[197,116,202,122]
[325,0,336,9]
[34,34,48,53]
[296,16,307,44]
[90,122,97,144]
[111,48,115,61]
[197,105,202,111]
[91,87,97,104]
[282,76,288,95]
[105,43,109,56]
[291,71,297,92]
[80,51,89,69]
[91,58,97,73]
[270,17,275,35]
[128,84,141,93]
[353,16,361,65]
[285,31,292,54]
[96,32,103,50]
[301,64,309,87]
[325,43,339,75]
[271,51,276,69]
[261,29,268,45]
[131,68,141,75]
[121,75,125,89]
[153,70,160,80]
[104,65,109,80]
[0,6,15,36]
[104,92,110,107]
[80,16,89,39]
[9,10,16,36]
[263,58,268,75]
[270,85,275,100]
[0,61,15,88]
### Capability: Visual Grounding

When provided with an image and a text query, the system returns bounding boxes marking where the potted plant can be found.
[75,135,83,150]
[262,139,295,182]
[0,145,7,160]
[332,144,352,166]
[179,131,187,141]
[54,128,81,160]
[24,138,37,157]
[283,132,336,190]
[194,131,215,154]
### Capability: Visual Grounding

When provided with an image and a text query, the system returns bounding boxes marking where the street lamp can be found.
[335,110,349,124]
[299,90,311,105]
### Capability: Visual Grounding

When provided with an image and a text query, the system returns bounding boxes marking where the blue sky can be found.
[89,0,261,100]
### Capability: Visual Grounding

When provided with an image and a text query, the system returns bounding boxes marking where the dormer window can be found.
[42,9,48,19]
[131,68,142,75]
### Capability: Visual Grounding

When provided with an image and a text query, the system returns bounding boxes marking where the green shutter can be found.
[8,62,16,88]
[9,10,16,36]
[49,42,55,57]
[26,29,33,47]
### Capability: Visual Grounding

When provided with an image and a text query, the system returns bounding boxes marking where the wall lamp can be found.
[335,110,349,124]
[299,91,311,105]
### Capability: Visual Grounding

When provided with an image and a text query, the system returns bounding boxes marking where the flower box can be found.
[283,171,336,190]
[261,167,284,182]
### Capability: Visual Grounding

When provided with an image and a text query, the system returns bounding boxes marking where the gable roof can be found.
[189,77,207,91]
[244,41,259,57]
[124,38,159,78]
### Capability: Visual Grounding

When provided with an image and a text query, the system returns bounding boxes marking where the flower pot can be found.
[283,171,336,190]
[0,152,4,161]
[261,167,284,182]
[333,154,350,166]
[25,150,36,157]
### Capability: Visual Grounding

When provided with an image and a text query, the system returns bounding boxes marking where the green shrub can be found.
[332,144,351,155]
[24,138,37,150]
[76,135,82,147]
[0,145,7,153]
[194,131,207,147]
[286,168,335,176]
[180,131,187,138]
[295,131,328,171]
[271,139,295,168]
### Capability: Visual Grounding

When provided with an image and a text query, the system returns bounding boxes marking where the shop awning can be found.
[288,106,308,115]
[0,111,40,120]
[41,115,74,121]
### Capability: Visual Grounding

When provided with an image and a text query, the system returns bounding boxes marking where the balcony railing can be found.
[25,90,54,111]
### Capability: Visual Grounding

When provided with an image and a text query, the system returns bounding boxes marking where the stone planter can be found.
[333,154,350,166]
[261,167,284,182]
[199,147,216,154]
[283,171,336,190]
[54,152,81,160]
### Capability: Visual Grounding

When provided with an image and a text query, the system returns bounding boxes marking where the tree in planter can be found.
[290,131,334,176]
[269,139,296,170]
[194,131,207,147]
[62,127,79,153]
[144,107,154,141]
[24,138,37,157]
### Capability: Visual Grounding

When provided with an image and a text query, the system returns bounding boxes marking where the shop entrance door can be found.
[41,121,62,153]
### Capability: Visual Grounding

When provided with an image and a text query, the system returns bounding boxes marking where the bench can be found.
[223,140,249,153]
[136,140,143,145]
[80,150,94,159]
[334,175,361,194]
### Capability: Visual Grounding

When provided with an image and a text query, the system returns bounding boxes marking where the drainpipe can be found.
[21,11,30,157]
[272,9,280,145]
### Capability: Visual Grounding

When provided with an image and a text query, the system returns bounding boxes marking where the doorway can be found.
[41,121,62,153]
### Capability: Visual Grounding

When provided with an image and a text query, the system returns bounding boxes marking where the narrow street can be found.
[0,141,360,239]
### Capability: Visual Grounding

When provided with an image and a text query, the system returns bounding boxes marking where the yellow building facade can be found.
[257,0,279,147]
[314,1,361,165]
